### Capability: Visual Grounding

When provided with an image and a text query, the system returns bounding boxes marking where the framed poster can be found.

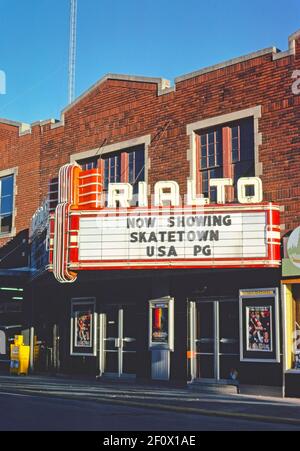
[239,288,280,362]
[149,297,174,351]
[70,298,97,356]
[246,306,273,352]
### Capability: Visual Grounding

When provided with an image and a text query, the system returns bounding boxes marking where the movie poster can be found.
[247,306,272,352]
[151,304,169,345]
[75,310,92,348]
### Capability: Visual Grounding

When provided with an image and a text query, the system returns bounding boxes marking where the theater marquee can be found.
[78,208,278,264]
[48,164,281,283]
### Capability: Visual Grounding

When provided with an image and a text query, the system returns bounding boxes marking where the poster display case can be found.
[239,288,280,363]
[149,297,174,351]
[70,298,97,356]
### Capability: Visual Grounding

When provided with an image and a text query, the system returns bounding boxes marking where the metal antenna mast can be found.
[68,0,77,104]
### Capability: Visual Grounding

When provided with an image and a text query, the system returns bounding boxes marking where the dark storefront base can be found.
[26,268,282,389]
[285,373,300,398]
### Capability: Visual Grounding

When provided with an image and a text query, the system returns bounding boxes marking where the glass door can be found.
[100,306,136,378]
[219,301,240,380]
[103,307,120,375]
[188,299,239,382]
[122,306,137,376]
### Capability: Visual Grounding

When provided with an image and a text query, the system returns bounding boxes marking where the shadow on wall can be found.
[0,230,29,269]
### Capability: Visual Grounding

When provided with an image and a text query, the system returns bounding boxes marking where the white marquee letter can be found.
[108,183,133,208]
[237,177,263,204]
[292,70,300,95]
[138,182,148,207]
[154,181,180,207]
[187,180,209,206]
[209,178,233,204]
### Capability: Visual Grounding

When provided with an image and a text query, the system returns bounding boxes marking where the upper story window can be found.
[102,145,145,196]
[77,156,99,171]
[76,145,146,206]
[197,118,254,202]
[103,153,121,188]
[0,174,14,235]
[127,146,145,194]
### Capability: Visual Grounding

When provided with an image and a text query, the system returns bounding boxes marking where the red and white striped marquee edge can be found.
[49,164,281,283]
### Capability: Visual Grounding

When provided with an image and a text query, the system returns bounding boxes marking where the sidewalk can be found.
[0,374,300,427]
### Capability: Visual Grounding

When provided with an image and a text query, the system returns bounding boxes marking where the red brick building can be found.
[0,30,300,395]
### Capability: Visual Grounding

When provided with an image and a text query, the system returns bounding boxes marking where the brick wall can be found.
[1,32,300,251]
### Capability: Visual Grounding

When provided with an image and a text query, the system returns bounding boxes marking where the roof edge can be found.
[0,118,30,131]
[61,73,171,116]
[0,29,299,133]
[175,47,277,84]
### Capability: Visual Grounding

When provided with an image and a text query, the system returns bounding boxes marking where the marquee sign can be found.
[49,164,281,283]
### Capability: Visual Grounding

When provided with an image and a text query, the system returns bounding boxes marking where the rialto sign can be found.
[48,164,281,283]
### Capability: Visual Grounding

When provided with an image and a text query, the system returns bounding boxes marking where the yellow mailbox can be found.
[10,335,30,376]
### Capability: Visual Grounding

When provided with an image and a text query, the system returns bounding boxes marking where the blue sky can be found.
[0,0,299,124]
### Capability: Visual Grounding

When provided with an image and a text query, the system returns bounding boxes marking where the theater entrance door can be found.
[99,305,136,379]
[188,299,240,382]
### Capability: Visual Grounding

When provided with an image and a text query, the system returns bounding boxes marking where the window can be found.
[76,145,146,206]
[77,156,99,171]
[103,153,121,190]
[231,120,255,186]
[128,147,145,194]
[0,174,14,235]
[198,118,254,202]
[200,129,223,202]
[102,145,145,197]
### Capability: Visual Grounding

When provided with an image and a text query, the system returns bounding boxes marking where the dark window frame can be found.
[0,173,14,235]
[197,118,254,203]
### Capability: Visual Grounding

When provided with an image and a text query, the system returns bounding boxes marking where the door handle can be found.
[220,338,238,344]
[196,338,214,344]
[123,338,136,343]
[114,338,121,348]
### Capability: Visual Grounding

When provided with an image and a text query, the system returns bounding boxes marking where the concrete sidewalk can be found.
[0,374,299,427]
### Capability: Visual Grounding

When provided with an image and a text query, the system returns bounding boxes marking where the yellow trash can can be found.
[10,335,30,376]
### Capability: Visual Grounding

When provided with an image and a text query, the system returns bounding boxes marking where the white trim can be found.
[77,200,102,206]
[79,191,102,197]
[176,48,277,84]
[239,288,280,363]
[0,167,18,239]
[148,297,174,352]
[70,297,97,357]
[71,134,151,186]
[186,107,263,196]
[282,283,288,398]
[71,135,151,160]
[73,260,281,269]
[71,203,280,215]
[79,174,101,180]
[245,305,274,353]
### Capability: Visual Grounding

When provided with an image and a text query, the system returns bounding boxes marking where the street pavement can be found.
[0,391,299,431]
[0,375,300,431]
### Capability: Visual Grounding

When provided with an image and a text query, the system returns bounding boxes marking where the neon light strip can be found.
[0,288,24,292]
[53,164,79,283]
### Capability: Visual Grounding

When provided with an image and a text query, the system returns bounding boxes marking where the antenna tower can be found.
[68,0,77,104]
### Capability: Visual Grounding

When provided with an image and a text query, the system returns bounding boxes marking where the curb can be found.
[1,387,300,428]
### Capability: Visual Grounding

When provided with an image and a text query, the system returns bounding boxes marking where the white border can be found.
[239,288,280,363]
[246,305,273,353]
[0,167,18,239]
[148,297,174,351]
[70,297,97,357]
